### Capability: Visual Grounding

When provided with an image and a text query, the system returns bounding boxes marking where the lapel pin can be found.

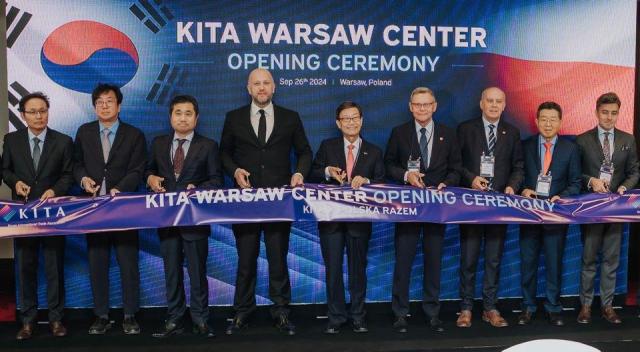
[439,137,444,141]
[501,130,506,135]
[363,151,368,155]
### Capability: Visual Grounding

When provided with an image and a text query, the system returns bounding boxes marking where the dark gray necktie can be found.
[32,137,41,171]
[488,124,496,155]
[603,131,611,164]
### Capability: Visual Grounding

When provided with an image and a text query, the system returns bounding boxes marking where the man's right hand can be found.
[234,168,252,189]
[15,181,30,198]
[406,171,425,188]
[147,175,166,193]
[471,176,489,191]
[81,176,100,195]
[521,188,536,198]
[590,177,609,193]
[326,166,346,184]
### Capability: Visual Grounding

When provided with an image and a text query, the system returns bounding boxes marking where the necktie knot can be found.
[32,137,40,145]
[348,144,355,151]
[103,129,111,137]
[544,142,552,151]
[177,138,187,147]
[420,127,427,136]
[488,124,495,131]
[259,109,265,117]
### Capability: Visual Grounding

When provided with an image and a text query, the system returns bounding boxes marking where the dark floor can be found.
[1,299,640,352]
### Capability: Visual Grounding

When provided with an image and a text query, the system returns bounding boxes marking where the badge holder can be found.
[599,161,614,185]
[535,172,552,198]
[407,156,421,173]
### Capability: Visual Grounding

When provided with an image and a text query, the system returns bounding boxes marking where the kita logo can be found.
[41,21,139,93]
[0,205,17,222]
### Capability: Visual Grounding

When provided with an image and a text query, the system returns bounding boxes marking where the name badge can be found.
[407,158,421,173]
[480,153,495,178]
[535,173,552,197]
[599,162,614,184]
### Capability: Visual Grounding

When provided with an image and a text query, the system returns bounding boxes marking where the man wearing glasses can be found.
[310,101,385,334]
[73,83,146,335]
[3,92,74,339]
[384,87,462,333]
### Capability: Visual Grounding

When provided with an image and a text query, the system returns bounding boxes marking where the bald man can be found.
[456,87,523,328]
[220,68,312,335]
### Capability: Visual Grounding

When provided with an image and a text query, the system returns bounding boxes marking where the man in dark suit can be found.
[310,101,385,334]
[73,84,146,335]
[518,102,581,327]
[384,87,461,333]
[3,92,73,340]
[221,68,312,335]
[576,92,639,325]
[147,95,223,338]
[456,87,523,328]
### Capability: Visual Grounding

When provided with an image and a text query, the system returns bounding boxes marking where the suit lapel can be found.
[427,124,444,170]
[589,128,605,162]
[87,122,104,165]
[107,123,125,164]
[612,128,623,163]
[265,106,280,146]
[474,118,490,154]
[336,139,347,170]
[20,129,37,177]
[180,135,202,182]
[162,136,175,182]
[494,121,508,156]
[36,130,55,175]
[243,108,261,147]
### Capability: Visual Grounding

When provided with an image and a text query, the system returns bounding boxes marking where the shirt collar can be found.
[28,127,48,142]
[173,131,195,142]
[538,134,558,146]
[99,119,119,133]
[482,115,500,128]
[251,101,274,117]
[414,119,433,134]
[343,136,361,148]
[597,125,614,136]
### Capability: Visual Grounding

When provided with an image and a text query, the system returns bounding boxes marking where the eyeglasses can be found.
[24,109,49,117]
[95,100,116,107]
[410,102,435,110]
[338,116,362,123]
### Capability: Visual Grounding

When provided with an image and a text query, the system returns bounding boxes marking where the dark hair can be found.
[596,92,621,110]
[18,92,50,112]
[169,95,199,116]
[536,101,562,119]
[335,101,362,120]
[91,83,123,107]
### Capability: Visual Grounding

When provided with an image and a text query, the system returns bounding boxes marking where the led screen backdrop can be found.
[5,0,636,307]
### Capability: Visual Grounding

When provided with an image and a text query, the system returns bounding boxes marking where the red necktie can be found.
[173,139,187,176]
[346,144,355,181]
[543,142,552,175]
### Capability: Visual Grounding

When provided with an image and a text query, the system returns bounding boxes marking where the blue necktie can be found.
[419,127,428,169]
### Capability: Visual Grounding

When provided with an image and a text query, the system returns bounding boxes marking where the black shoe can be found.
[517,311,534,325]
[323,323,340,334]
[547,312,564,327]
[152,320,184,338]
[429,317,444,332]
[225,316,248,335]
[275,314,296,336]
[393,316,408,333]
[352,320,368,333]
[88,317,112,335]
[122,317,140,335]
[192,322,216,338]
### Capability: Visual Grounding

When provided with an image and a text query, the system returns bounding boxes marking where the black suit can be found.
[2,128,73,324]
[310,137,384,326]
[384,121,461,319]
[520,135,581,313]
[456,117,523,311]
[146,133,223,325]
[220,104,312,319]
[73,120,146,318]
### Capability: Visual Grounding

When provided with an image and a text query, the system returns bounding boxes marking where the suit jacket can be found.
[73,120,146,193]
[522,134,582,198]
[457,117,524,192]
[2,128,73,200]
[146,132,223,240]
[310,136,385,185]
[384,121,461,186]
[576,127,639,192]
[220,104,312,187]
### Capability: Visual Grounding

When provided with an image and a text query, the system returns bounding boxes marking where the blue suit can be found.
[519,134,581,313]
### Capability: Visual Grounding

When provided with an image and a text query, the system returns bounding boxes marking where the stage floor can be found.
[1,299,639,352]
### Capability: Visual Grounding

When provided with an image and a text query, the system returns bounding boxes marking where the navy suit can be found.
[519,135,581,313]
[310,137,384,326]
[384,121,461,319]
[146,133,223,325]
